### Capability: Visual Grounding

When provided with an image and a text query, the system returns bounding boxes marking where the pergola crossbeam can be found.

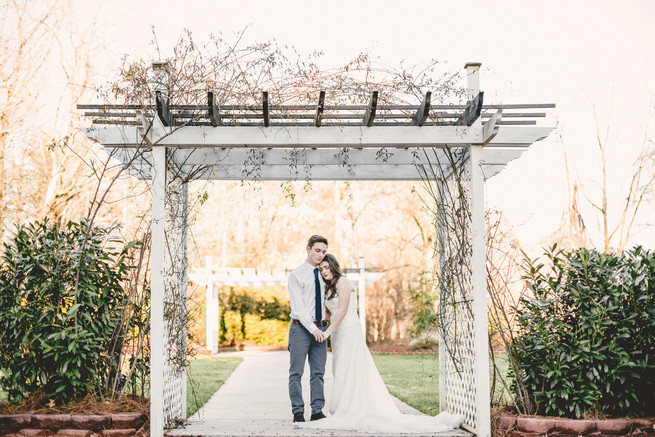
[82,123,548,148]
[106,146,528,182]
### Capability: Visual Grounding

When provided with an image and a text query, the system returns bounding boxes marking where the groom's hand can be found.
[312,330,326,342]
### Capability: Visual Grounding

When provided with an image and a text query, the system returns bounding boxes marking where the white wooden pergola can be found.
[79,62,555,437]
[190,257,384,354]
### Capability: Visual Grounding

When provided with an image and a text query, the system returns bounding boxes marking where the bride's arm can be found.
[324,278,352,338]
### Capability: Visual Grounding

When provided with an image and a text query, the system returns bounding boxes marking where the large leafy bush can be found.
[0,219,131,403]
[513,246,655,418]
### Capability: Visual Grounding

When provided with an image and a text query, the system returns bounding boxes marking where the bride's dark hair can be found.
[322,254,343,300]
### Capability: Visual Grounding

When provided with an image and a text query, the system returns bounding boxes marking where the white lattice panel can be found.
[441,301,477,428]
[437,148,479,432]
[163,312,186,425]
[162,178,189,427]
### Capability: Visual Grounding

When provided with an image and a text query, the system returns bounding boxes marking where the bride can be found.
[297,254,464,434]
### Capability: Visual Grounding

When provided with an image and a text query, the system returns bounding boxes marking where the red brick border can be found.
[0,413,146,436]
[494,414,655,436]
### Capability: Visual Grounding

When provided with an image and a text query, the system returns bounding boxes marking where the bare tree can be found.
[0,0,114,236]
[572,105,655,253]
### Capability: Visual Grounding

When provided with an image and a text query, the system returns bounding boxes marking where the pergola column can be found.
[150,143,166,437]
[468,62,491,437]
[437,63,491,437]
[205,256,219,354]
[150,148,191,436]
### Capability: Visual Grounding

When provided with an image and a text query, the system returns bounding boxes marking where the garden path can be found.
[166,350,470,437]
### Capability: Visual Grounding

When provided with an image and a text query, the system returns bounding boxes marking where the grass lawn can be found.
[372,353,441,415]
[372,353,510,415]
[186,354,242,418]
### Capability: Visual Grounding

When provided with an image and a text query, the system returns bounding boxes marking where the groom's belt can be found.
[291,319,328,327]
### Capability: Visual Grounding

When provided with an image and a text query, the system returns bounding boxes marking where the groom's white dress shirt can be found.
[288,261,325,334]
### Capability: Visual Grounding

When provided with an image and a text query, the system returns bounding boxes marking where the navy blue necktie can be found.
[314,268,322,323]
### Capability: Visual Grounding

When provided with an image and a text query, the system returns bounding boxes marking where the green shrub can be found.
[0,219,131,403]
[408,272,438,340]
[513,246,655,418]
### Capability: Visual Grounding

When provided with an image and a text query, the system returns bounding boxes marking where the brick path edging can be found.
[494,414,655,436]
[0,412,146,436]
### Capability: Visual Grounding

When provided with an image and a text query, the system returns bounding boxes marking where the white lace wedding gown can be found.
[297,288,464,433]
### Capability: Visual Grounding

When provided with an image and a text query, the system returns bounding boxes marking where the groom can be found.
[287,235,328,423]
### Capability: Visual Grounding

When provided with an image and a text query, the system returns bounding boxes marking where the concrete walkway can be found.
[167,350,470,437]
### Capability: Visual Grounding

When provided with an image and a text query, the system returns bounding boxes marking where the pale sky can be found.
[88,0,655,251]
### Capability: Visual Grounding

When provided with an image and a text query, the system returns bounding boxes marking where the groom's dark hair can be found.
[307,235,328,248]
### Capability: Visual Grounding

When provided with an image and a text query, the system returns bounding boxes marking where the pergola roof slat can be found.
[455,92,483,126]
[77,102,556,111]
[262,91,270,127]
[84,110,546,120]
[413,92,431,126]
[208,92,221,127]
[90,119,537,127]
[363,91,379,127]
[315,91,325,127]
[155,91,171,127]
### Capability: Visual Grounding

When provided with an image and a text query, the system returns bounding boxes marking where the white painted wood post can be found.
[358,257,366,342]
[205,256,219,354]
[150,144,166,437]
[467,62,491,437]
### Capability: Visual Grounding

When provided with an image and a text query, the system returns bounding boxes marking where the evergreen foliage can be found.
[0,219,132,403]
[513,246,655,418]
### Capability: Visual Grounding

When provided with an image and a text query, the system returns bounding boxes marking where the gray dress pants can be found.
[288,323,327,415]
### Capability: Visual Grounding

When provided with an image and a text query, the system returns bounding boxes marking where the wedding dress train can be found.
[297,289,464,434]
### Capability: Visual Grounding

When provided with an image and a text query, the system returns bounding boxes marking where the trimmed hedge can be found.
[218,288,290,346]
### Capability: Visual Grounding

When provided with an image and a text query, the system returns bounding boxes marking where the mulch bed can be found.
[0,393,148,416]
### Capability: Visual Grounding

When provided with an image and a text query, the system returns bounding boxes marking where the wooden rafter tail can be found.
[135,110,152,146]
[482,109,503,145]
[155,91,171,127]
[208,92,221,127]
[455,91,484,126]
[315,91,325,127]
[413,91,432,126]
[262,91,270,127]
[363,91,379,127]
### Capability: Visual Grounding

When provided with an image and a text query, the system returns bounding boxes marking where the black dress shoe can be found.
[293,412,305,422]
[310,412,326,421]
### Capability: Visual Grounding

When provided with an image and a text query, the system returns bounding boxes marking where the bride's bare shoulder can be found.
[336,276,355,291]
